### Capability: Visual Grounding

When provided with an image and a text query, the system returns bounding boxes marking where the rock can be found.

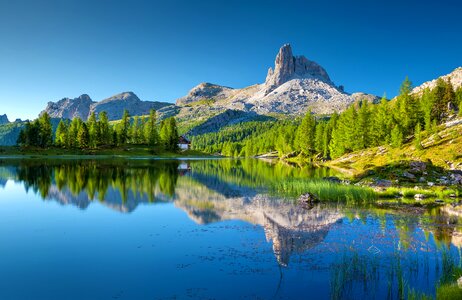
[42,92,171,121]
[449,194,457,198]
[298,193,319,209]
[0,114,9,125]
[374,179,392,187]
[263,44,332,95]
[458,276,462,289]
[409,161,427,174]
[402,171,416,180]
[323,176,342,183]
[414,194,427,200]
[435,199,444,204]
[412,67,462,95]
[427,182,435,187]
[419,177,426,183]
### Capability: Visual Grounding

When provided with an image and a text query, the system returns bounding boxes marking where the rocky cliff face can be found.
[44,94,94,120]
[174,44,376,116]
[412,67,462,94]
[43,92,171,121]
[262,43,332,95]
[0,114,9,125]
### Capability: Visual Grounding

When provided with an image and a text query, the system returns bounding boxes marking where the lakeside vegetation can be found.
[16,109,182,153]
[192,77,462,162]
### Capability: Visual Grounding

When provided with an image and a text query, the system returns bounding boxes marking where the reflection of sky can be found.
[0,182,460,299]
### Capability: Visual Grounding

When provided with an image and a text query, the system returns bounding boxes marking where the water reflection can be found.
[0,158,462,299]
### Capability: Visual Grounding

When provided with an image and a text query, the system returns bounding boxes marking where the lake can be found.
[0,158,460,299]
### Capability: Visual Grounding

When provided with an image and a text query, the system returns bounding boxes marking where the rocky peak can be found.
[412,67,462,95]
[0,114,9,125]
[176,82,234,105]
[43,94,94,120]
[263,44,332,94]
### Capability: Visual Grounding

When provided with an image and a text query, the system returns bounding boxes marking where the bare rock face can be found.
[263,44,332,95]
[412,67,462,94]
[91,92,169,121]
[0,114,9,125]
[175,83,234,106]
[43,94,94,120]
[43,92,171,121]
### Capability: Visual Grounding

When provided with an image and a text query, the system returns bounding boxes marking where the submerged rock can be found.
[298,193,319,209]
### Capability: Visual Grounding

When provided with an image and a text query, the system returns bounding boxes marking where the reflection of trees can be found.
[10,160,180,208]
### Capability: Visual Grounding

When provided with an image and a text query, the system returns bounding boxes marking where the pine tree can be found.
[118,109,130,145]
[87,112,99,148]
[38,112,53,148]
[395,77,417,135]
[295,111,316,154]
[55,120,68,147]
[355,100,371,150]
[420,88,435,131]
[98,111,111,146]
[371,96,391,145]
[144,109,159,146]
[414,122,423,150]
[314,122,325,154]
[77,122,90,149]
[390,125,403,148]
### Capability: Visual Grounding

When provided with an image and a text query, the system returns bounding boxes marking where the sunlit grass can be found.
[273,179,377,202]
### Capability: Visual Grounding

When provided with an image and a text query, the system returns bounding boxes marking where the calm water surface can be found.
[0,158,460,299]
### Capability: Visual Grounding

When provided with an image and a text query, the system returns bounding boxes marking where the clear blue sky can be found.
[0,0,461,120]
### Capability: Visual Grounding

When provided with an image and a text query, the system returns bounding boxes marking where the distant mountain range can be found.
[1,44,461,145]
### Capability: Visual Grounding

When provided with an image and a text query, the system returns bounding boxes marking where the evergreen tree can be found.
[295,111,316,154]
[98,112,111,145]
[118,109,130,145]
[395,77,417,135]
[55,120,68,147]
[420,88,435,131]
[77,122,90,149]
[87,112,99,148]
[355,100,371,150]
[390,125,403,148]
[371,96,392,145]
[38,112,53,148]
[314,122,325,154]
[414,122,423,150]
[159,117,179,151]
[144,109,159,146]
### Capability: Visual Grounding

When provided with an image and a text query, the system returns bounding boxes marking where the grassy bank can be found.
[0,145,213,159]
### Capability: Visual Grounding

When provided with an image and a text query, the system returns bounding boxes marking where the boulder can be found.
[298,193,319,209]
[409,161,427,174]
[402,171,416,181]
[414,194,427,200]
[374,179,393,187]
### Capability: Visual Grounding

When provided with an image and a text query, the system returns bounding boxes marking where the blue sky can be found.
[0,0,461,120]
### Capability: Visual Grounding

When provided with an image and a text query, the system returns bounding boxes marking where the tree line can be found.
[193,77,462,159]
[17,109,180,151]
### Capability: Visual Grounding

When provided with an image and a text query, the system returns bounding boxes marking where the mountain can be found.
[43,92,171,121]
[0,114,9,125]
[412,67,462,94]
[174,44,379,116]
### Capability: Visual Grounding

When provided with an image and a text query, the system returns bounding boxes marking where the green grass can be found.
[436,284,462,299]
[0,145,212,158]
[273,179,377,203]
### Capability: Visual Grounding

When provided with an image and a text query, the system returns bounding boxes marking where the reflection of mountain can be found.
[173,179,343,266]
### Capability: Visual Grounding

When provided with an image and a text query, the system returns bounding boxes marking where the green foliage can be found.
[159,117,179,151]
[17,112,53,148]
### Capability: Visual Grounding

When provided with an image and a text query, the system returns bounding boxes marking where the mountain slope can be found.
[43,92,171,121]
[174,44,377,117]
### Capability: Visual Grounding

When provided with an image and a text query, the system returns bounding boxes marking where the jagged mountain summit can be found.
[0,114,9,125]
[175,44,379,115]
[43,92,171,121]
[412,67,462,95]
